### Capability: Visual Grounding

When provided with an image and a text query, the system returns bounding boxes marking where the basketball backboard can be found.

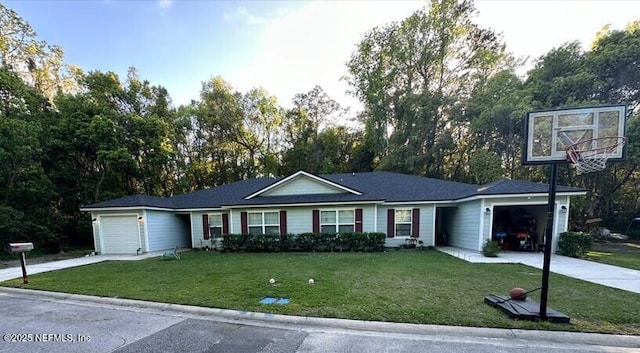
[523,105,627,165]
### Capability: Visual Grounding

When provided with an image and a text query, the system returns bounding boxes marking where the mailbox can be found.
[9,242,33,284]
[9,242,34,253]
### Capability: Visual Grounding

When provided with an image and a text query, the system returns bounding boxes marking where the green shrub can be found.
[482,240,501,257]
[222,232,386,253]
[557,231,594,258]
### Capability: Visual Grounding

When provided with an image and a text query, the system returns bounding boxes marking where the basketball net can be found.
[567,137,626,175]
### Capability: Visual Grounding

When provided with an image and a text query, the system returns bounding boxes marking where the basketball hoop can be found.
[566,136,627,174]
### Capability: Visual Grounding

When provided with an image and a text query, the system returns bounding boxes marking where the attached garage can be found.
[484,194,574,254]
[82,195,191,255]
[436,179,585,253]
[99,215,142,254]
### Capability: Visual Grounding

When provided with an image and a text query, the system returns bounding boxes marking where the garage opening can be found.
[492,205,547,252]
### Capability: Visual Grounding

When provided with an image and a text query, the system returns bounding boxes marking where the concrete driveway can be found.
[0,252,167,282]
[438,247,640,294]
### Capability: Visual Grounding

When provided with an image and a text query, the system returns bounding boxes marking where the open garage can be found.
[491,205,547,252]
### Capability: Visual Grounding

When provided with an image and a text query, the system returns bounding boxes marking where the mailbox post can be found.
[9,242,34,284]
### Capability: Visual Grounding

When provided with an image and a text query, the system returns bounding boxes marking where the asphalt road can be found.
[0,290,637,353]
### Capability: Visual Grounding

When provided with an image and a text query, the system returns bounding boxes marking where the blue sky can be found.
[5,1,640,114]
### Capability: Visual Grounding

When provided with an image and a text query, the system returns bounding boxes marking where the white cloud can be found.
[237,6,267,25]
[474,0,640,71]
[158,0,172,10]
[221,0,640,116]
[227,1,424,115]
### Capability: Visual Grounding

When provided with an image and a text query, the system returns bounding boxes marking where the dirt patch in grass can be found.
[591,239,640,254]
[586,239,640,270]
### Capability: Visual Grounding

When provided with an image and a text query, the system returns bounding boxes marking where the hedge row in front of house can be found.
[221,232,386,253]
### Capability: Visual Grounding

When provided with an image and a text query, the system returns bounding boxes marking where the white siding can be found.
[145,210,189,251]
[377,205,435,247]
[552,195,570,253]
[261,176,344,196]
[286,207,314,234]
[446,200,482,251]
[481,201,492,248]
[91,212,101,254]
[191,211,207,249]
[418,205,435,246]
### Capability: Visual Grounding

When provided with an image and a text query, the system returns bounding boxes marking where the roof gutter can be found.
[223,200,385,209]
[454,191,587,203]
[79,206,176,212]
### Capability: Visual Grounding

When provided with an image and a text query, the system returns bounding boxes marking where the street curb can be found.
[1,287,638,348]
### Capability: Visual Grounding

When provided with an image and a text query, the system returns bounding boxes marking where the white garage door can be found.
[101,216,140,254]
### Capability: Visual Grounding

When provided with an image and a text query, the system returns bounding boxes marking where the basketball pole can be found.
[539,163,558,320]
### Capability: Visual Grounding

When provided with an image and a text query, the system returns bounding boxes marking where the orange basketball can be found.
[509,287,527,301]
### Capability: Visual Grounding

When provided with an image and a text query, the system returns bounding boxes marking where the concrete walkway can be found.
[0,251,169,282]
[438,246,640,294]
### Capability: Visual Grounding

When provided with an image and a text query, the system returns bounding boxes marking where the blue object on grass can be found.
[260,296,290,305]
[260,297,278,304]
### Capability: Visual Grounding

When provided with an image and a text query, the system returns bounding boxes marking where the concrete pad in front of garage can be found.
[438,246,640,294]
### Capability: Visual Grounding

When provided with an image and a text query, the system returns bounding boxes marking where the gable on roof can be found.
[245,171,361,199]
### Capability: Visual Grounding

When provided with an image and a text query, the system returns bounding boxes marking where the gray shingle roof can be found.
[81,194,174,209]
[170,177,280,209]
[81,171,585,209]
[320,172,479,202]
[476,179,581,195]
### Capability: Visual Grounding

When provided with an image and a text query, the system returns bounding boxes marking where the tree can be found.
[281,125,360,175]
[237,87,284,178]
[469,149,503,184]
[0,67,60,250]
[186,77,285,186]
[523,22,640,226]
[45,69,181,249]
[588,21,640,112]
[281,86,345,174]
[346,0,507,178]
[467,70,531,179]
[0,3,79,100]
[291,85,342,135]
[526,42,596,109]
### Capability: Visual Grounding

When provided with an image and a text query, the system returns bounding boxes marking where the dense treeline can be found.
[1,1,639,252]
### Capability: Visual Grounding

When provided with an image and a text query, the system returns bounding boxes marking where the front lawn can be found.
[2,250,638,335]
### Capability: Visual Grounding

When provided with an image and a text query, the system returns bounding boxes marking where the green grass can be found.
[585,251,640,271]
[2,250,639,335]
